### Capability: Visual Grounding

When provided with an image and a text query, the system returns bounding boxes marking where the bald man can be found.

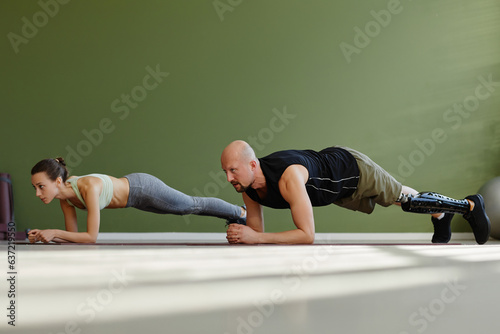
[221,140,490,245]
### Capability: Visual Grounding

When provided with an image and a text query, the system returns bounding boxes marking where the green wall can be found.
[1,0,499,234]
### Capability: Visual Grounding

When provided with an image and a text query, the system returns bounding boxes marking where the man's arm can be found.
[243,192,264,232]
[227,165,315,244]
[226,192,263,243]
[261,164,315,244]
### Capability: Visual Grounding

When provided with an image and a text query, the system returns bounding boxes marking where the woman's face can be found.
[31,172,61,204]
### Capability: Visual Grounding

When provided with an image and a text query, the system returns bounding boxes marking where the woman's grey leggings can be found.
[124,173,241,220]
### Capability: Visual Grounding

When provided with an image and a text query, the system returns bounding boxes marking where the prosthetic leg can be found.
[398,192,490,245]
[398,192,470,214]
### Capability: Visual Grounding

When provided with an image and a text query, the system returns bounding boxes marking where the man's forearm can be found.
[257,228,314,244]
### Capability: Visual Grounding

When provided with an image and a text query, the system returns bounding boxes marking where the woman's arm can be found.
[29,178,102,244]
[61,199,78,232]
[49,200,80,242]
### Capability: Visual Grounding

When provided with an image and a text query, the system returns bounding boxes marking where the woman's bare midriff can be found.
[107,176,130,208]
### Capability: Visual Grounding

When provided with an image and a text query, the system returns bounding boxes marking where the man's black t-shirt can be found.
[245,147,360,209]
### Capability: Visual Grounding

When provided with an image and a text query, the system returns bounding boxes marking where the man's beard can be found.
[232,181,250,193]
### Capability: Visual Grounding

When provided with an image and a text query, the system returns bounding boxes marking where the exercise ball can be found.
[478,177,500,240]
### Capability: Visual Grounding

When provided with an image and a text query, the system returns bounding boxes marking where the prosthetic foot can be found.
[463,194,490,245]
[431,213,453,244]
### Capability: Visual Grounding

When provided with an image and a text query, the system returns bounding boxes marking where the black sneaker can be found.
[463,194,490,244]
[226,205,247,227]
[431,213,453,243]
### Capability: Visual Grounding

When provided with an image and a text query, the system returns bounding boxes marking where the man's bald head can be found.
[221,140,258,193]
[221,140,256,164]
